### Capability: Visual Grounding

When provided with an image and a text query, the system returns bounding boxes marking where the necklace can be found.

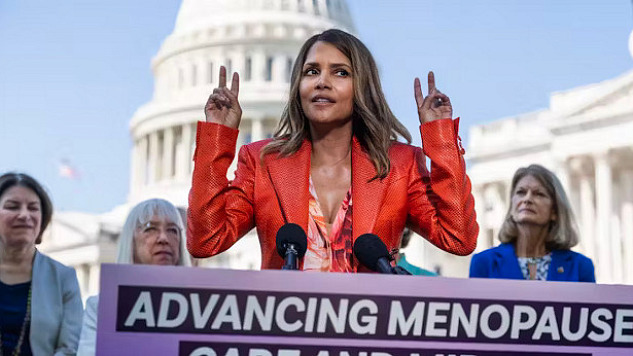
[0,283,32,356]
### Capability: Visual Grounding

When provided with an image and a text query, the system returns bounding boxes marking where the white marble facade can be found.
[466,31,633,284]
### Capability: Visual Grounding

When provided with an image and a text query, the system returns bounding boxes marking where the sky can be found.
[1,0,632,214]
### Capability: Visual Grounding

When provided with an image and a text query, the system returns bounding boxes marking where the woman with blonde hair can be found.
[77,198,191,355]
[469,164,595,282]
[188,28,478,272]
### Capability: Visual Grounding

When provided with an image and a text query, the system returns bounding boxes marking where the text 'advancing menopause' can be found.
[117,285,633,347]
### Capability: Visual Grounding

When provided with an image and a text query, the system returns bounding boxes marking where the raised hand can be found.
[204,66,242,129]
[414,71,452,124]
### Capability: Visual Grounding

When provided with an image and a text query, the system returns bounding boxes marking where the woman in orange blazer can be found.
[188,29,478,271]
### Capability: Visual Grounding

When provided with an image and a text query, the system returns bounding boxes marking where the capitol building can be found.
[37,0,633,298]
[468,30,633,285]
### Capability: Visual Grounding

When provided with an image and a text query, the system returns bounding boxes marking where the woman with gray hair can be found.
[469,164,595,282]
[77,198,191,355]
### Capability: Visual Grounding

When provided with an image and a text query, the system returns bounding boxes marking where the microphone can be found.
[353,234,411,275]
[275,223,308,270]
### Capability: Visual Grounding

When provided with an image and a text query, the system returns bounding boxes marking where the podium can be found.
[97,264,633,355]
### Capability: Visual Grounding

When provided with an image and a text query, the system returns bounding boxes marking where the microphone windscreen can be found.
[353,233,390,271]
[275,223,308,258]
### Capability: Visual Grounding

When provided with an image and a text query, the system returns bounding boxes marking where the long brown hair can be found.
[498,164,579,250]
[261,29,411,179]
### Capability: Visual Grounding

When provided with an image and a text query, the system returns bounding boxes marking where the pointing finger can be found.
[414,77,424,109]
[427,71,436,94]
[219,65,227,88]
[230,71,240,96]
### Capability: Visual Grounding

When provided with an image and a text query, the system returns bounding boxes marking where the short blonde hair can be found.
[499,164,579,250]
[116,199,192,266]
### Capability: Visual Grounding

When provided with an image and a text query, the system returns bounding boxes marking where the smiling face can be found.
[510,175,557,227]
[132,214,181,266]
[0,185,42,249]
[299,41,354,128]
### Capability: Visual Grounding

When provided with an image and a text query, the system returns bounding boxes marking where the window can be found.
[265,56,273,81]
[245,56,252,81]
[226,59,232,76]
[208,62,214,83]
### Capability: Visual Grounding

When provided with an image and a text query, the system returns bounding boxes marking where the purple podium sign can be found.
[97,264,633,355]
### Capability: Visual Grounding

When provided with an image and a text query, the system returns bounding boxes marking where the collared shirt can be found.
[303,176,353,272]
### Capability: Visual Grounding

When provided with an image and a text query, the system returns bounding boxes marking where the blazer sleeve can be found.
[54,267,83,356]
[578,254,596,283]
[77,296,99,356]
[406,118,478,256]
[468,252,488,278]
[187,121,256,258]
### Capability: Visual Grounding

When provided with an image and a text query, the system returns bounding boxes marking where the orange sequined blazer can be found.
[187,119,478,271]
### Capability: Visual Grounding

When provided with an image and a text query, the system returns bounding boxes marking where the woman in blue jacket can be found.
[469,164,595,282]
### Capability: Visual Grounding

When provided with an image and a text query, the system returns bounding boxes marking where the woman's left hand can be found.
[414,71,452,124]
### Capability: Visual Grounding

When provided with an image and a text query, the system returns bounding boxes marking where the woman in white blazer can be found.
[0,172,83,355]
[77,198,192,356]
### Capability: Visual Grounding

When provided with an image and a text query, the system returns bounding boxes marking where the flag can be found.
[58,159,80,180]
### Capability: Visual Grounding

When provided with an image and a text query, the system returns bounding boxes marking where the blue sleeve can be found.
[578,255,596,283]
[469,253,488,278]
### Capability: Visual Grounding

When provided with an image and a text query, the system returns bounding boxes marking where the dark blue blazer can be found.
[469,243,596,282]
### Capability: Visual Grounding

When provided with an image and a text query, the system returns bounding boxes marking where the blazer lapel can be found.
[265,140,311,233]
[494,243,524,279]
[548,250,573,281]
[351,137,388,240]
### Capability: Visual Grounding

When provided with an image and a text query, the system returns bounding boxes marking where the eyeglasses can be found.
[138,221,181,240]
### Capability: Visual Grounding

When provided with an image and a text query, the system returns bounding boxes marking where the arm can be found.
[187,122,256,258]
[54,268,83,356]
[407,72,478,256]
[578,255,596,283]
[406,119,477,256]
[77,296,99,356]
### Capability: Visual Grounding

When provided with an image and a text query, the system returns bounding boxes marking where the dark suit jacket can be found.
[188,119,478,270]
[469,243,596,282]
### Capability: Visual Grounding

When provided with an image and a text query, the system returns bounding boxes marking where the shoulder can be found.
[241,138,275,156]
[35,251,76,276]
[473,243,513,262]
[387,141,421,166]
[558,249,594,267]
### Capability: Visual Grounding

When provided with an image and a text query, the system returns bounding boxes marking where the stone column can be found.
[472,186,487,251]
[273,53,286,83]
[129,141,139,192]
[594,152,613,283]
[620,170,633,284]
[138,136,148,186]
[88,264,101,296]
[148,132,160,184]
[554,158,570,193]
[187,123,196,174]
[253,50,266,82]
[251,115,264,142]
[578,173,596,259]
[162,127,174,180]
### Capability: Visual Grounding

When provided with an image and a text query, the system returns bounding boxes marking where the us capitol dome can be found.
[128,0,355,206]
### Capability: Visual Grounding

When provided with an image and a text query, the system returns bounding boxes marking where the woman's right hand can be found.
[204,66,242,129]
